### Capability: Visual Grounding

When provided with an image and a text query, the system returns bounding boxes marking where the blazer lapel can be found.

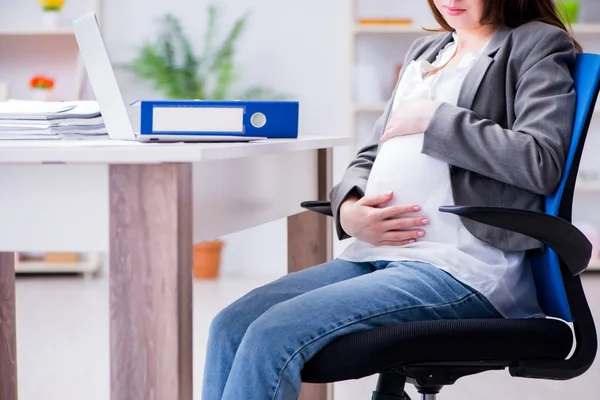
[457,56,494,109]
[457,25,512,109]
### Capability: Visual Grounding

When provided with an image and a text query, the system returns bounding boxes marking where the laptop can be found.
[72,12,266,143]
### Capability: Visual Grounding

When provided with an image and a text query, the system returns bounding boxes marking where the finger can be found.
[379,216,429,231]
[380,130,393,143]
[379,239,417,247]
[359,191,394,207]
[381,123,395,141]
[381,229,426,242]
[377,204,422,220]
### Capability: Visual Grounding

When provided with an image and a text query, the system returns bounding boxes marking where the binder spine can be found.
[138,101,299,138]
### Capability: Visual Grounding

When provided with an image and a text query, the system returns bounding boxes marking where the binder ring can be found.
[251,112,267,128]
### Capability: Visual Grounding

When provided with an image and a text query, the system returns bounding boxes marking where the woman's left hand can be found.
[381,99,442,143]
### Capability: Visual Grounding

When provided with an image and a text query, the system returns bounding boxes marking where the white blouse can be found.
[339,33,544,319]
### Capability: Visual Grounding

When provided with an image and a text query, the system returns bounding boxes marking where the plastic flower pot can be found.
[42,11,60,28]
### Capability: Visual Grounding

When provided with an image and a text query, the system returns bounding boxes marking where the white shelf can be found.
[353,23,600,35]
[15,253,102,275]
[354,102,387,113]
[354,101,600,115]
[354,24,427,34]
[588,259,600,271]
[571,24,600,34]
[575,180,600,192]
[16,260,99,274]
[0,28,74,36]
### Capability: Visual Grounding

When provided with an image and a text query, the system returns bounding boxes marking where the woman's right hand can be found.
[340,191,428,246]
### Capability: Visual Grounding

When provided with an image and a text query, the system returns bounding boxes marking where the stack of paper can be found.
[0,100,108,140]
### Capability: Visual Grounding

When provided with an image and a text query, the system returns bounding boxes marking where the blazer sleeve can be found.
[422,28,576,196]
[329,110,388,240]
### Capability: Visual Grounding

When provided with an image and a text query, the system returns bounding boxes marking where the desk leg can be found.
[287,148,333,400]
[109,164,193,400]
[0,253,17,400]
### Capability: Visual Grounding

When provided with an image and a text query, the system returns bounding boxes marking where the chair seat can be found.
[301,318,574,383]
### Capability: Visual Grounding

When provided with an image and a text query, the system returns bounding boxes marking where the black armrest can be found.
[440,206,592,276]
[300,202,592,276]
[301,201,333,217]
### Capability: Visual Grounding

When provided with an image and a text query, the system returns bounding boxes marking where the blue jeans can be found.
[202,259,502,400]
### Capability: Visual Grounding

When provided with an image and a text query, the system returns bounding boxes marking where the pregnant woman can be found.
[202,1,580,399]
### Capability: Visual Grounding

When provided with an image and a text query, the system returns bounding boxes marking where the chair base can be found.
[372,394,435,400]
[372,372,410,400]
[372,393,411,400]
[372,364,506,400]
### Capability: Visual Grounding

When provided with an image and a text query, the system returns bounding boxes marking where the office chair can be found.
[299,53,600,400]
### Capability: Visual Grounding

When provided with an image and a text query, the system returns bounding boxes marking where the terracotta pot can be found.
[193,240,224,279]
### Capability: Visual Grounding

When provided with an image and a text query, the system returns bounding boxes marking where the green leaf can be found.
[197,4,219,79]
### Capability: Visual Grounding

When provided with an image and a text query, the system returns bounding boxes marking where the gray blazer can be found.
[330,21,577,252]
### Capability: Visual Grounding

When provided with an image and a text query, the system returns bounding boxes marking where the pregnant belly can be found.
[365,134,457,242]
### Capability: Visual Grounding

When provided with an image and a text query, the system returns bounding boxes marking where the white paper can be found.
[0,100,101,120]
[0,139,145,147]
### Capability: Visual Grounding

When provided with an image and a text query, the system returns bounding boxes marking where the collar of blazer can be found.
[383,24,513,125]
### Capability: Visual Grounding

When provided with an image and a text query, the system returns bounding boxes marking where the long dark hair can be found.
[427,0,582,52]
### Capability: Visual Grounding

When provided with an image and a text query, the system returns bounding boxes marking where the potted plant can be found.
[30,75,55,101]
[37,0,66,28]
[122,4,286,100]
[193,239,225,279]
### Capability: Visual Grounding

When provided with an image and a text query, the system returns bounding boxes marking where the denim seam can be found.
[269,290,480,399]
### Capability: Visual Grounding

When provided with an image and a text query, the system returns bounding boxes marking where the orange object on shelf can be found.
[44,252,80,263]
[29,75,55,90]
[193,240,224,279]
[358,18,414,25]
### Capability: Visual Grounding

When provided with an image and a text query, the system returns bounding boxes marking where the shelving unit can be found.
[1,0,103,275]
[0,28,75,36]
[576,179,600,192]
[0,0,102,101]
[353,100,600,115]
[353,23,600,35]
[353,24,426,34]
[353,101,387,113]
[589,259,600,271]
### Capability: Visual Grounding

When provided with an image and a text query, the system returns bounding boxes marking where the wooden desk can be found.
[0,136,348,400]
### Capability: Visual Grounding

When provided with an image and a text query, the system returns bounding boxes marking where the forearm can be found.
[330,106,390,239]
[422,102,571,195]
[422,27,576,196]
[330,174,368,240]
